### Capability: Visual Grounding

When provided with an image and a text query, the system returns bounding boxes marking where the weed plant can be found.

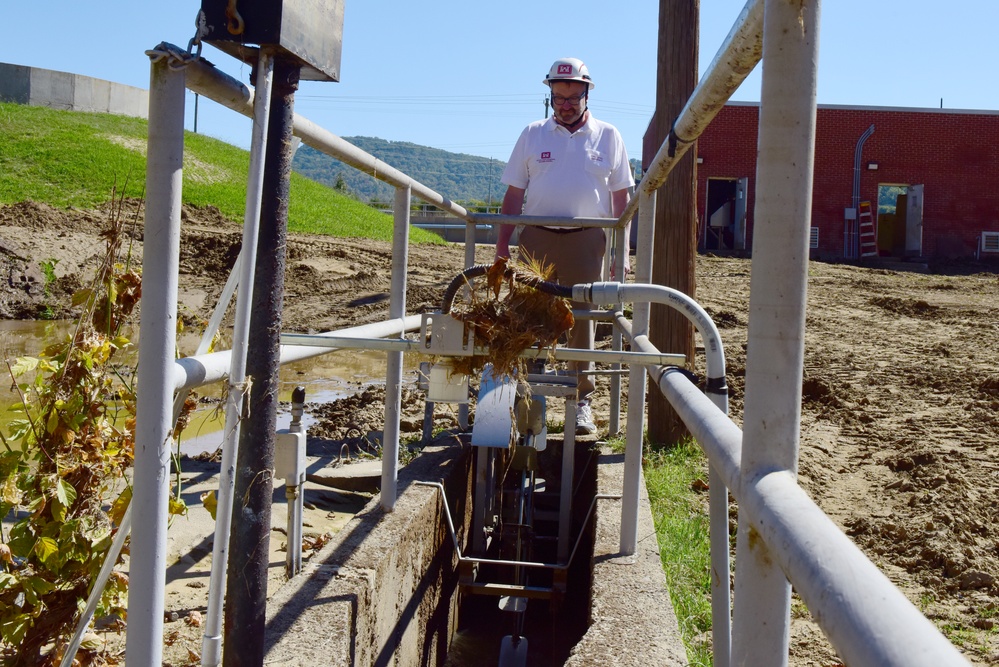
[644,438,715,666]
[0,194,183,665]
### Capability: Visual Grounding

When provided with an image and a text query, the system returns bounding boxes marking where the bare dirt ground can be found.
[2,199,999,665]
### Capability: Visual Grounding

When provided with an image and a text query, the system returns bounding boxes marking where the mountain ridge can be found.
[293,136,507,205]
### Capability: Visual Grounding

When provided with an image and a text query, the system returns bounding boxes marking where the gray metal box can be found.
[199,0,344,82]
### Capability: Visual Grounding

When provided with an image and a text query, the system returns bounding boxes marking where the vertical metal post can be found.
[458,220,477,431]
[709,404,732,667]
[201,50,273,667]
[286,386,306,576]
[558,400,577,563]
[380,185,411,510]
[608,226,627,434]
[732,1,820,665]
[127,55,185,667]
[223,55,300,667]
[620,189,656,555]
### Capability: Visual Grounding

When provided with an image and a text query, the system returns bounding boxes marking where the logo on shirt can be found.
[557,64,573,75]
[538,151,554,163]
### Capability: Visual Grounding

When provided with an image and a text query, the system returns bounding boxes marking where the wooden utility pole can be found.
[646,0,699,445]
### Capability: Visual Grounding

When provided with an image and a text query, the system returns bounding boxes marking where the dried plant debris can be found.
[445,257,574,380]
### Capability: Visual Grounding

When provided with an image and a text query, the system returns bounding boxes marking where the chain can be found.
[186,9,210,58]
[145,42,197,71]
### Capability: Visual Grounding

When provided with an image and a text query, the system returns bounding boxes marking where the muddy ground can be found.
[2,199,998,665]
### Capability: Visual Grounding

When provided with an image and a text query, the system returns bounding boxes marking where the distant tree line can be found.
[292,137,507,206]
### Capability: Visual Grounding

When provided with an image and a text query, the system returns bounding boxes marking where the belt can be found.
[538,226,585,234]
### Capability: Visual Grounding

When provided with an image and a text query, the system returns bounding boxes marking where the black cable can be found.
[440,263,574,313]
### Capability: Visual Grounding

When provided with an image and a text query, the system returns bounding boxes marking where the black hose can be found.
[440,263,574,313]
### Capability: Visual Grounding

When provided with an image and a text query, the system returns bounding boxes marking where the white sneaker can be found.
[575,400,597,436]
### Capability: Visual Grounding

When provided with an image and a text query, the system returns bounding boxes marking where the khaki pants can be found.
[517,226,606,400]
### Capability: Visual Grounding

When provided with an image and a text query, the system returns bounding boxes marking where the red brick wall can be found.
[695,103,999,260]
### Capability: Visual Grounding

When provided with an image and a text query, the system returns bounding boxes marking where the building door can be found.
[905,184,924,257]
[734,177,748,250]
[703,178,745,251]
[877,184,908,257]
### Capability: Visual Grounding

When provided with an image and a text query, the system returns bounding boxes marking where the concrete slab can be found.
[565,450,689,666]
[308,459,384,493]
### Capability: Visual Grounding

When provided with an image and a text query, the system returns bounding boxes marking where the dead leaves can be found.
[447,257,574,380]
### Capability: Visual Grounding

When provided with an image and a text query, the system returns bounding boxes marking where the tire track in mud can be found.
[697,256,999,665]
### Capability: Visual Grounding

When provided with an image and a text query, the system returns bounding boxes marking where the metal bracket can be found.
[421,311,474,356]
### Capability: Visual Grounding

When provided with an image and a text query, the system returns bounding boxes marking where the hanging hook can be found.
[225,0,245,35]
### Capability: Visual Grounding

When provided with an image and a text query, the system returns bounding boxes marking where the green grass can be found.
[0,102,442,244]
[644,438,715,666]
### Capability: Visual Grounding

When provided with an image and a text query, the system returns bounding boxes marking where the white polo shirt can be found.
[501,115,634,219]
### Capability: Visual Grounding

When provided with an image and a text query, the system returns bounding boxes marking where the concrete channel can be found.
[262,438,687,666]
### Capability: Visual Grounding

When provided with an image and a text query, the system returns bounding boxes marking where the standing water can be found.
[0,320,421,456]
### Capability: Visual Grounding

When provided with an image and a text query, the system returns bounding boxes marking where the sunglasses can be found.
[551,92,587,106]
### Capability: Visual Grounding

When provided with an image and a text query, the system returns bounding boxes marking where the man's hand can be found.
[496,185,526,261]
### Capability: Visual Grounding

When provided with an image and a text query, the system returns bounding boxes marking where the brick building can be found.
[690,102,999,262]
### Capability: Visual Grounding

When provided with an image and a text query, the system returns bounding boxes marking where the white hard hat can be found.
[543,58,595,89]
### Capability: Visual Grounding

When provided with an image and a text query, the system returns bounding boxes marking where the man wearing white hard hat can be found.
[496,57,634,436]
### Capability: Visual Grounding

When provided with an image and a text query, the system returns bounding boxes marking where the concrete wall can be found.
[264,442,473,666]
[566,450,688,666]
[0,62,148,118]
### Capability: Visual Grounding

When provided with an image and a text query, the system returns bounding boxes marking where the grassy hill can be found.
[0,102,442,244]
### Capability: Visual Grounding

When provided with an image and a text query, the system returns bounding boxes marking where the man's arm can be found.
[495,185,526,259]
[611,187,632,278]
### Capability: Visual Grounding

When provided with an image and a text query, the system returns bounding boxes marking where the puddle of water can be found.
[0,320,423,456]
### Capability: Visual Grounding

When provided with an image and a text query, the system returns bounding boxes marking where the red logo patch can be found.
[557,64,573,75]
[541,152,551,159]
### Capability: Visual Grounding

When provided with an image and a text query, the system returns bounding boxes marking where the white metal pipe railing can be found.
[582,283,727,572]
[170,316,423,392]
[201,49,274,667]
[619,344,970,665]
[279,332,686,367]
[127,55,185,667]
[381,185,412,510]
[179,51,472,223]
[733,1,820,663]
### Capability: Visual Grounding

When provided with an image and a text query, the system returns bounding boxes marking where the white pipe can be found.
[581,284,726,393]
[201,49,273,667]
[746,470,971,666]
[381,186,411,511]
[170,315,423,392]
[279,332,685,366]
[127,56,185,667]
[594,277,733,662]
[608,226,626,434]
[732,1,821,664]
[618,189,655,554]
[178,52,471,223]
[643,363,969,666]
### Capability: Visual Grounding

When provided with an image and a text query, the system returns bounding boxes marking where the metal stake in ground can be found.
[223,54,301,667]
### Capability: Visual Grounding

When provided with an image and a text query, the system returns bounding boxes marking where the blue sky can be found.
[3,1,997,164]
